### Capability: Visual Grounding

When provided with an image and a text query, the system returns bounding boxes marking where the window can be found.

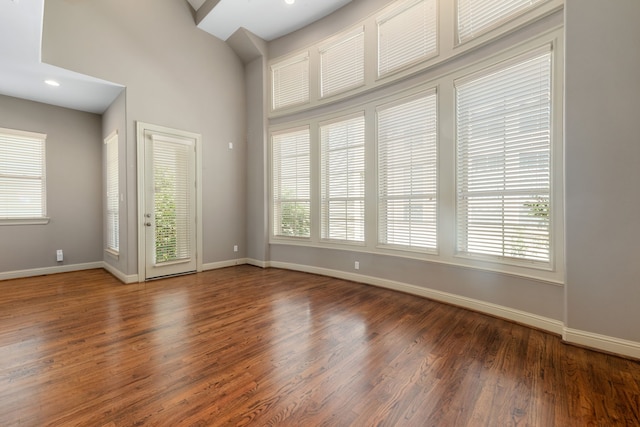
[272,127,311,238]
[377,0,438,77]
[321,114,366,242]
[0,127,47,223]
[455,46,552,263]
[152,134,194,264]
[267,0,563,281]
[457,0,547,44]
[320,28,365,98]
[272,53,310,110]
[105,131,119,253]
[377,90,438,250]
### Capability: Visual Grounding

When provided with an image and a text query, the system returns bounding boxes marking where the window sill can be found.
[0,217,50,226]
[105,248,120,259]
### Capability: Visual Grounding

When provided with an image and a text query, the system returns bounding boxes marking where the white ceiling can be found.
[0,0,123,114]
[0,0,351,114]
[193,0,353,41]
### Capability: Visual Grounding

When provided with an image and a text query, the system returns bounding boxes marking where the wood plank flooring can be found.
[0,266,638,426]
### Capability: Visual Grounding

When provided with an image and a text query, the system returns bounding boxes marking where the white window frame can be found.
[271,126,312,239]
[268,20,564,283]
[456,0,549,45]
[455,45,554,268]
[105,130,119,255]
[0,127,48,225]
[271,52,310,112]
[319,27,366,99]
[377,89,438,252]
[268,0,561,118]
[377,0,438,78]
[320,112,367,244]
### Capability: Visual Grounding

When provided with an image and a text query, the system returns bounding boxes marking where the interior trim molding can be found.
[269,261,640,359]
[563,327,640,360]
[246,258,271,268]
[269,260,565,334]
[0,262,104,282]
[102,262,139,284]
[202,258,248,271]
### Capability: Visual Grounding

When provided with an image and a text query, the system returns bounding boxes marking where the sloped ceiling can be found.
[0,0,351,114]
[0,0,123,114]
[190,0,352,41]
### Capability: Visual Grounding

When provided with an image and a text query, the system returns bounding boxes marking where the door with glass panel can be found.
[140,126,197,280]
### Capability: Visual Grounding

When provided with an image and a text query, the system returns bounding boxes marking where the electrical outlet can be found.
[56,250,63,262]
[228,142,233,149]
[233,245,238,252]
[354,261,359,270]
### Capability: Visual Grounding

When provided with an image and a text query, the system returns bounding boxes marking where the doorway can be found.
[137,122,202,280]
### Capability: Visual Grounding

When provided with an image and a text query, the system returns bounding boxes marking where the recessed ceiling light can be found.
[45,80,60,87]
[284,0,295,4]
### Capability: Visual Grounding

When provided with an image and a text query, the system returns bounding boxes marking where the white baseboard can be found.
[270,261,564,335]
[202,258,248,271]
[246,258,271,268]
[102,262,139,284]
[563,328,640,360]
[0,262,104,281]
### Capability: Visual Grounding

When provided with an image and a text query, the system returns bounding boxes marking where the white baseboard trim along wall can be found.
[269,261,565,336]
[2,259,638,359]
[0,262,104,281]
[102,262,139,284]
[563,328,640,360]
[202,258,248,271]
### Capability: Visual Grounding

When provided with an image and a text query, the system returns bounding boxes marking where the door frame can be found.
[136,121,203,281]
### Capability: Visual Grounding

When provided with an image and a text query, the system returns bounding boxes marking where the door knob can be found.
[145,222,152,227]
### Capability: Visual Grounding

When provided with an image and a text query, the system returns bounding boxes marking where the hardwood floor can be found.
[0,266,638,426]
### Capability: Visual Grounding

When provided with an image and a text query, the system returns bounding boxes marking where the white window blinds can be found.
[457,0,546,43]
[321,114,366,242]
[377,91,438,250]
[105,132,119,252]
[272,127,311,238]
[455,47,552,263]
[377,0,437,77]
[272,53,310,110]
[152,135,193,264]
[0,128,46,219]
[320,28,365,98]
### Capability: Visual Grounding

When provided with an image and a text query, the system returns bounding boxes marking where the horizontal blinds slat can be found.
[153,139,192,264]
[320,30,365,98]
[272,54,309,110]
[0,130,46,218]
[456,48,551,263]
[378,0,437,77]
[321,115,366,241]
[378,92,438,249]
[272,128,311,237]
[106,134,119,251]
[457,0,546,43]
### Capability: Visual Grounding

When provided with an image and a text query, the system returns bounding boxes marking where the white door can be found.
[138,124,198,280]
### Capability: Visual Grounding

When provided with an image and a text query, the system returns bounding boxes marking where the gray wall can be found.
[245,56,270,263]
[564,0,640,342]
[0,95,103,272]
[42,0,247,276]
